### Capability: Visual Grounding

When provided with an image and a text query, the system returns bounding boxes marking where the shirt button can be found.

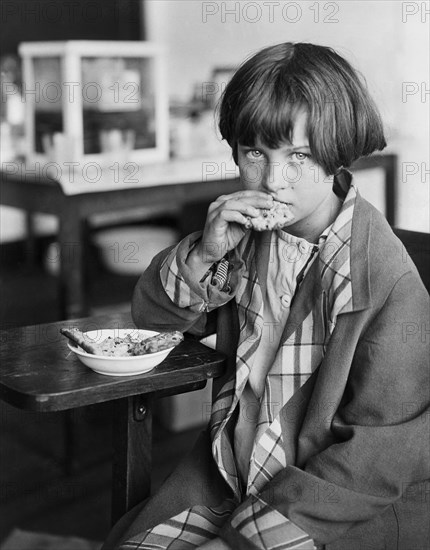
[299,242,308,254]
[281,294,291,307]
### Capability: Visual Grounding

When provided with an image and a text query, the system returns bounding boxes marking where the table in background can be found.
[0,157,241,319]
[0,312,226,523]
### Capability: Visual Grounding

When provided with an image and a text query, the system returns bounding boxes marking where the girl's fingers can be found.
[211,195,273,218]
[217,199,260,217]
[217,190,273,207]
[219,209,250,227]
[203,191,273,250]
[219,193,270,204]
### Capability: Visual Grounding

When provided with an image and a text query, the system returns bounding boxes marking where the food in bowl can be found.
[61,327,184,357]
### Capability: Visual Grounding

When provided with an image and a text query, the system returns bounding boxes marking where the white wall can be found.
[146,0,429,231]
[2,0,428,241]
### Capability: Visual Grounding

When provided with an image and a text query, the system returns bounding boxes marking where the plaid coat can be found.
[127,185,429,550]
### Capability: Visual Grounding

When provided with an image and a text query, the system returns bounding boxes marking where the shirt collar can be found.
[276,221,333,253]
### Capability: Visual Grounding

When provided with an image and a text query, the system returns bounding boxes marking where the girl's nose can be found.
[262,162,296,192]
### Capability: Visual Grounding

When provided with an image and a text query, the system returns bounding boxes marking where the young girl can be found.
[104,43,429,550]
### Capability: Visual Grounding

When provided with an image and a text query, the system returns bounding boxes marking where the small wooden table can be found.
[0,313,226,523]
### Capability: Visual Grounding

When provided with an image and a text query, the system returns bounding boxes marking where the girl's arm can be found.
[131,241,205,334]
[131,231,245,336]
[132,189,269,333]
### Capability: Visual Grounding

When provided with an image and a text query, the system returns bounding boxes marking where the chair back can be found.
[393,228,430,293]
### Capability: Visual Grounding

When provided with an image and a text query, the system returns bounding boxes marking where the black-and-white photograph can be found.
[0,1,429,549]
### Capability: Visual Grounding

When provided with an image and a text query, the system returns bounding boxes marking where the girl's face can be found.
[237,109,341,242]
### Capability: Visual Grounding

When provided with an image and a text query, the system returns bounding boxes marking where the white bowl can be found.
[92,225,179,276]
[67,329,176,376]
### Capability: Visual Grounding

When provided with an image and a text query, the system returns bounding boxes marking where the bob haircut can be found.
[218,42,386,175]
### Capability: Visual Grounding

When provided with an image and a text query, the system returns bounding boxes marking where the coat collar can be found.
[320,184,372,312]
[348,192,372,311]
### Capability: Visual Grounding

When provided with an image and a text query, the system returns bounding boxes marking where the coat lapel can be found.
[280,257,323,344]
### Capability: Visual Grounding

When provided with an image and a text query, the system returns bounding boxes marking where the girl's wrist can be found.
[185,241,217,280]
[192,239,223,266]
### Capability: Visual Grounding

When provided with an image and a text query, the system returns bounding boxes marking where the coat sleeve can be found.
[131,231,245,336]
[219,270,430,549]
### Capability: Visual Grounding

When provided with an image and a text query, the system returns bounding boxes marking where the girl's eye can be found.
[246,149,264,159]
[292,152,309,161]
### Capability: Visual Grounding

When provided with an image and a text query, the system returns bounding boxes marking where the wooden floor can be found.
[0,248,203,545]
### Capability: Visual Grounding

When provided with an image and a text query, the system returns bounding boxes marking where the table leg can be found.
[58,208,87,318]
[63,409,81,476]
[111,395,152,525]
[25,212,37,267]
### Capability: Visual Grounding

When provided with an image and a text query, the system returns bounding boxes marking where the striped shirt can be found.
[234,227,331,488]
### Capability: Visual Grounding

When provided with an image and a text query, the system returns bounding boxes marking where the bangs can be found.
[232,76,307,150]
[219,42,386,174]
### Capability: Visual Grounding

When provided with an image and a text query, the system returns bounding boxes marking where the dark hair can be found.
[218,42,386,174]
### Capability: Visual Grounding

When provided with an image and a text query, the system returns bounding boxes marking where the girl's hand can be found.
[194,190,273,265]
